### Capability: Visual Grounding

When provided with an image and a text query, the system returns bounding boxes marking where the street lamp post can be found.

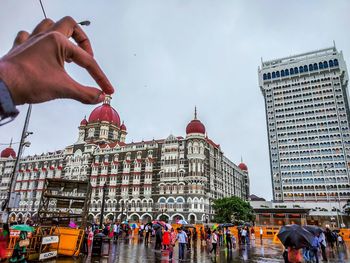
[99,183,107,229]
[2,105,32,223]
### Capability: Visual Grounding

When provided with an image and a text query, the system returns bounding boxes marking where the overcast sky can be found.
[1,0,350,200]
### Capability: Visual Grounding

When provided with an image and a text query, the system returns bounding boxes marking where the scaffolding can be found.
[37,178,91,228]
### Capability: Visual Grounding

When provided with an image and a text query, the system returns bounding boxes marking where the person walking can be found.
[186,229,192,251]
[226,228,232,250]
[9,231,28,263]
[209,229,218,256]
[259,227,263,242]
[287,246,302,263]
[245,227,250,245]
[318,231,327,261]
[251,227,255,241]
[311,234,320,263]
[113,222,119,241]
[87,226,94,255]
[325,228,334,250]
[155,227,163,250]
[200,227,206,246]
[175,228,188,261]
[241,227,247,245]
[162,228,170,250]
[145,224,150,244]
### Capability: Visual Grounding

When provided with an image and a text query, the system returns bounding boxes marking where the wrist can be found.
[0,60,22,105]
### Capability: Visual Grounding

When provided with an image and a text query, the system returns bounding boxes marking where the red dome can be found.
[186,107,206,135]
[88,97,121,126]
[186,119,206,134]
[80,118,88,126]
[1,147,16,158]
[238,163,248,171]
[120,122,127,131]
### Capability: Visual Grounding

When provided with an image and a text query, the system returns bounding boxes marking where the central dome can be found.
[186,107,206,135]
[88,96,121,126]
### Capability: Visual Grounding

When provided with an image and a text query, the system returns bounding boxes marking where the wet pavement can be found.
[53,238,350,263]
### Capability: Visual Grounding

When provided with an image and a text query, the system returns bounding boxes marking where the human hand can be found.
[0,16,114,105]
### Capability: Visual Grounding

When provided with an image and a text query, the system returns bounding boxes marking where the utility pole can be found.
[2,105,32,223]
[99,183,107,229]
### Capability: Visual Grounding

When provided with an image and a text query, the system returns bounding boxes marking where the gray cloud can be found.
[1,0,350,200]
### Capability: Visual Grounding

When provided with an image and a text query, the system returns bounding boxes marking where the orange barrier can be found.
[338,229,350,241]
[51,227,84,257]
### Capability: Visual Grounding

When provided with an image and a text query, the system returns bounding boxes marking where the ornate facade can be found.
[0,97,249,223]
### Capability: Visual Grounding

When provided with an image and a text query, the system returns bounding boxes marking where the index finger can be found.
[51,16,93,56]
[65,39,114,95]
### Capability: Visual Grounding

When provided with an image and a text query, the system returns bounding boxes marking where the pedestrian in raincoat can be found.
[162,227,170,250]
[10,231,28,263]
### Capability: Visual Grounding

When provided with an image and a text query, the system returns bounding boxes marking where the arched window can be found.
[281,70,285,77]
[263,73,267,80]
[267,73,271,79]
[276,71,280,77]
[309,64,313,71]
[272,72,276,78]
[303,65,308,72]
[319,62,324,69]
[294,67,298,73]
[323,61,328,68]
[299,66,303,73]
[285,69,289,76]
[334,59,339,66]
[290,68,294,75]
[313,63,318,70]
[329,60,334,67]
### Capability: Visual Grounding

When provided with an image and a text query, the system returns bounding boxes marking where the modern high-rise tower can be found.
[259,46,350,204]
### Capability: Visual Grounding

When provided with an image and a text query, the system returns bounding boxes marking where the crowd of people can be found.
[283,228,345,263]
[83,220,263,261]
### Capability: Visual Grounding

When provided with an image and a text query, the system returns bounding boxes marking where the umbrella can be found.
[220,223,234,227]
[152,220,166,226]
[277,224,314,249]
[121,221,128,224]
[11,225,34,232]
[153,223,162,229]
[130,223,137,229]
[178,220,188,225]
[303,225,324,235]
[165,223,172,230]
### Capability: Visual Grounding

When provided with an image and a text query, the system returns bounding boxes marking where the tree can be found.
[212,196,254,224]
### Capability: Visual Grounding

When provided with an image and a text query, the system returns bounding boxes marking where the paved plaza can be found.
[52,239,350,263]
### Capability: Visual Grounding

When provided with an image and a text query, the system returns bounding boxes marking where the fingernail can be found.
[96,92,105,103]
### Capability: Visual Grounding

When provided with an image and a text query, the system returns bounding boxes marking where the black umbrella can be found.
[303,225,324,235]
[152,223,162,229]
[277,224,314,249]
